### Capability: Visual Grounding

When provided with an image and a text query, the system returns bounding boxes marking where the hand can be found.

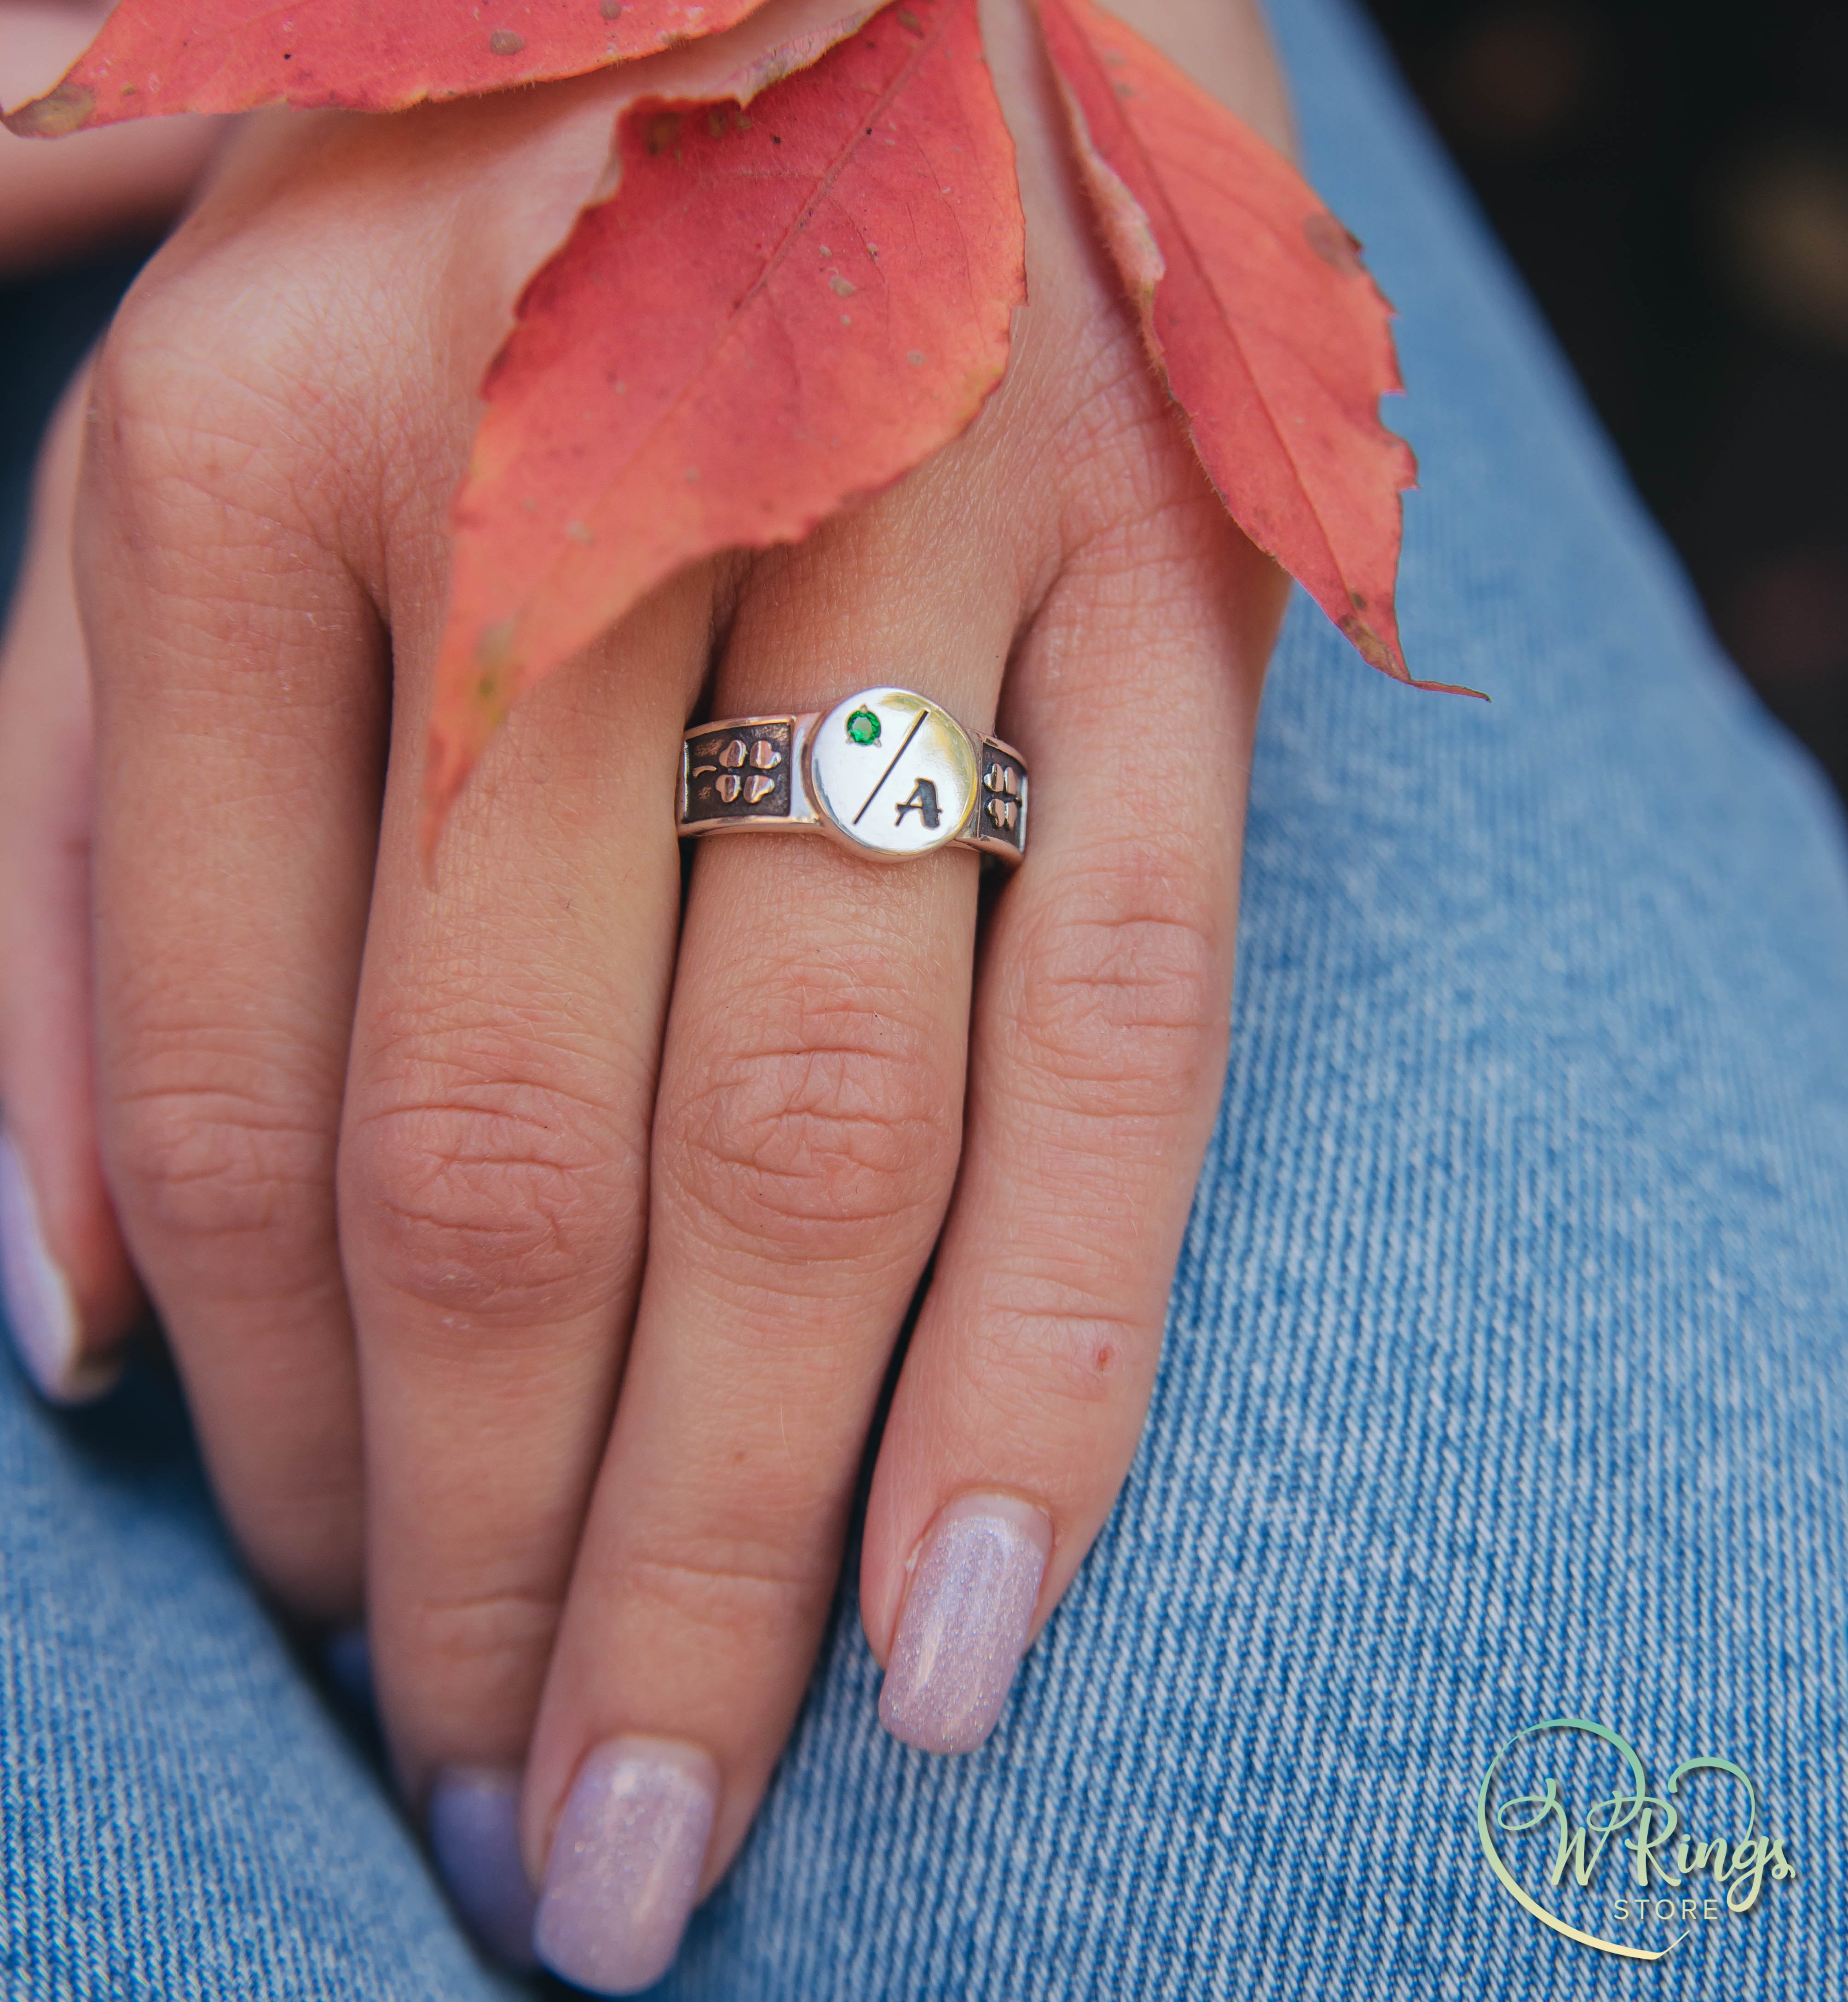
[0,0,1290,1985]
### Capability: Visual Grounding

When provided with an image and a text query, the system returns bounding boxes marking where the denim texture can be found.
[3,0,1845,1994]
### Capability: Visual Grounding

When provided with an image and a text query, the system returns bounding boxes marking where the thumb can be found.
[0,361,144,1400]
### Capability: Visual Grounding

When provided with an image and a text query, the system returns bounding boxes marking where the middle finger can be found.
[338,573,710,1832]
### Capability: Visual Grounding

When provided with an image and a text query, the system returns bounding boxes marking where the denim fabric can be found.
[4,0,1845,1994]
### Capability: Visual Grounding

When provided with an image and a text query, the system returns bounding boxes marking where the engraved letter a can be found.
[895,778,941,828]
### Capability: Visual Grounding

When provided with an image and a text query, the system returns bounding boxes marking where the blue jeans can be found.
[3,0,1843,1994]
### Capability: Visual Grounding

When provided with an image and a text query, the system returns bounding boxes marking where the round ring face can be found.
[807,687,978,859]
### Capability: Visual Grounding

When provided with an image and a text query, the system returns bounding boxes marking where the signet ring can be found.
[676,686,1028,864]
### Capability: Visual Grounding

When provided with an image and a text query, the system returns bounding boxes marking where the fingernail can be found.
[429,1766,539,1970]
[534,1736,717,1995]
[0,1130,116,1404]
[878,1492,1053,1754]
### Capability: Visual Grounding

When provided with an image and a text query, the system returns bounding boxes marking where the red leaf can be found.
[1039,0,1474,696]
[2,0,788,134]
[424,0,1024,839]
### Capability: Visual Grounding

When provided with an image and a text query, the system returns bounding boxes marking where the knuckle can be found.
[610,1525,832,1651]
[1008,848,1227,1123]
[1024,295,1160,453]
[1030,312,1215,544]
[664,963,959,1264]
[108,1072,332,1258]
[1056,354,1177,497]
[94,282,304,515]
[388,1581,565,1698]
[341,1056,640,1327]
[86,272,366,636]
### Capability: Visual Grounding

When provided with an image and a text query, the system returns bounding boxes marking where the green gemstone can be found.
[846,706,882,746]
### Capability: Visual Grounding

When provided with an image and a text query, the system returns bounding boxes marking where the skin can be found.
[0,0,1292,1910]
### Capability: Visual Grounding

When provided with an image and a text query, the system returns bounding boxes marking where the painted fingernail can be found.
[878,1492,1053,1754]
[429,1766,539,1969]
[0,1130,116,1404]
[534,1736,717,1995]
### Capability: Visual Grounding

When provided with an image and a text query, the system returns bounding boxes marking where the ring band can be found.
[677,685,1028,864]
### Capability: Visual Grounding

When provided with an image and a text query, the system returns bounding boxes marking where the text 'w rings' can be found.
[677,687,1028,864]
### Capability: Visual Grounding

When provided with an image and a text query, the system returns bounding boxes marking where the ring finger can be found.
[521,470,1033,1994]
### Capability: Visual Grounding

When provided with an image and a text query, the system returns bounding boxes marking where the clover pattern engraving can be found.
[686,720,792,820]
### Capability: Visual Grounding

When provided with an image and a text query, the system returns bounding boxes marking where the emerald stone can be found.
[846,707,881,746]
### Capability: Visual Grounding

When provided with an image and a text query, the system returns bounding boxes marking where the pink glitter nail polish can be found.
[878,1493,1052,1754]
[534,1736,716,1994]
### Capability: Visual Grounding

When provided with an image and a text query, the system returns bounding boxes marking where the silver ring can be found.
[676,686,1028,865]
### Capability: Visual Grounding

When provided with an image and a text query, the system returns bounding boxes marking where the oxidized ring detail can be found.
[676,686,1028,864]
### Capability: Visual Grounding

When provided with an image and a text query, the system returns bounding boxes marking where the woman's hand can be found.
[0,0,1290,1985]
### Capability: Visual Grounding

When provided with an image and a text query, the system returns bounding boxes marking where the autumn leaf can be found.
[11,0,1451,835]
[1040,0,1471,695]
[2,0,794,135]
[422,0,1023,837]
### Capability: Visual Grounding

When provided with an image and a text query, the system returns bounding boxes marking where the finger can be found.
[85,286,387,1617]
[521,481,1034,1993]
[864,498,1288,1751]
[338,571,707,1941]
[0,365,142,1400]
